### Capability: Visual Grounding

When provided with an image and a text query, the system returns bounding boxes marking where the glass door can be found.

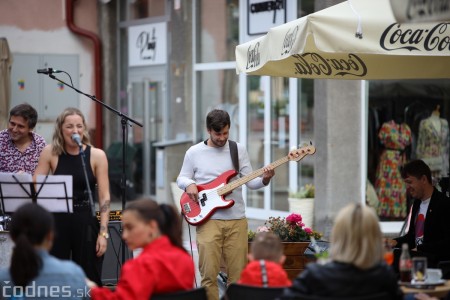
[127,79,163,197]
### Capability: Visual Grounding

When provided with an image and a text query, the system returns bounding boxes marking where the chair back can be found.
[221,283,284,300]
[277,292,392,300]
[151,287,207,300]
[438,260,450,279]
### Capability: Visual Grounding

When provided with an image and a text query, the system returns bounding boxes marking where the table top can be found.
[401,280,450,298]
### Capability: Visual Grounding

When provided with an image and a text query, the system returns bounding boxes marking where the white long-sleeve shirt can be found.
[177,140,266,220]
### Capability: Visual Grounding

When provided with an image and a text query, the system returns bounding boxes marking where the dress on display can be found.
[375,120,411,218]
[416,115,449,178]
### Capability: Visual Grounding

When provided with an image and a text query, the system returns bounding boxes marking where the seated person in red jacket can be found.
[239,232,291,287]
[89,198,195,300]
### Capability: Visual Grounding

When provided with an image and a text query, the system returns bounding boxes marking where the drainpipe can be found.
[66,0,103,149]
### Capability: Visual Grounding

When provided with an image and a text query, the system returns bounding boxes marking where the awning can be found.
[235,0,450,80]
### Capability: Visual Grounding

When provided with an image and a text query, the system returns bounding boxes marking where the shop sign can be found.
[128,22,167,66]
[390,0,450,23]
[248,0,286,36]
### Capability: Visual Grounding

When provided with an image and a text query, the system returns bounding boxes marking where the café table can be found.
[401,280,450,298]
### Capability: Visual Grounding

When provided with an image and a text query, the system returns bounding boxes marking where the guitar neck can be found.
[217,155,291,196]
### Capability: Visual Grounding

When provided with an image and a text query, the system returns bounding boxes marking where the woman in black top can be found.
[34,107,110,286]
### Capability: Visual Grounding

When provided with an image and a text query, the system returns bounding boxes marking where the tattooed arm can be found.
[92,147,111,257]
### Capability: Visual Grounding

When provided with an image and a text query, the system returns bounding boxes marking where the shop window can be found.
[246,77,314,211]
[297,78,314,190]
[367,79,450,221]
[195,0,239,63]
[121,0,166,21]
[269,77,290,211]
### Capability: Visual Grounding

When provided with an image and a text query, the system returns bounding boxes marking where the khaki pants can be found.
[196,219,248,300]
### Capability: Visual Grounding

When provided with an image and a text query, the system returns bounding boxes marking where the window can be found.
[196,69,240,141]
[121,0,166,21]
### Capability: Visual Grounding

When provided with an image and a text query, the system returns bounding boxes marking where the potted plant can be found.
[248,213,323,279]
[288,183,315,228]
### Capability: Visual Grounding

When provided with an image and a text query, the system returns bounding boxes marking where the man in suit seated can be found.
[388,159,450,270]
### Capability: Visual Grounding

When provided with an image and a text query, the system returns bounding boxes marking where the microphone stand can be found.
[78,145,95,217]
[44,72,142,269]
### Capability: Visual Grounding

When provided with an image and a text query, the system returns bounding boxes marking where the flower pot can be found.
[288,197,314,228]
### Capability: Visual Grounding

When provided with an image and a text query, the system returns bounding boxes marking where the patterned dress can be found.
[375,121,412,218]
[416,116,449,178]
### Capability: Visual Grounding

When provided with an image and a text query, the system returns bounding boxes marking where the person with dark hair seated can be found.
[0,203,88,299]
[387,159,450,270]
[279,203,403,300]
[89,198,195,300]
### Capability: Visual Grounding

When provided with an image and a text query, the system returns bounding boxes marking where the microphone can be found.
[36,68,63,75]
[71,133,83,148]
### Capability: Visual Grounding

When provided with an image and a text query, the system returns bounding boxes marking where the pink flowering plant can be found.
[248,213,322,242]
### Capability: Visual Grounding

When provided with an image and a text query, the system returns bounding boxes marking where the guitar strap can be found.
[229,140,239,172]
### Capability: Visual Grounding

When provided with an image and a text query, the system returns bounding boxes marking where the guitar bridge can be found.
[183,203,191,213]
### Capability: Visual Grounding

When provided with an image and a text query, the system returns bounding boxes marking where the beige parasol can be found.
[235,0,450,80]
[0,38,12,128]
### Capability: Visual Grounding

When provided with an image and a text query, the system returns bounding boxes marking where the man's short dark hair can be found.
[401,159,432,184]
[206,109,231,132]
[9,103,38,129]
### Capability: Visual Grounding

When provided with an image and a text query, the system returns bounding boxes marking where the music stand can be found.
[34,175,73,213]
[0,173,73,215]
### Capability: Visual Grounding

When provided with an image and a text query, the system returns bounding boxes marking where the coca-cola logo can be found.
[246,42,261,69]
[292,53,367,78]
[281,26,298,55]
[406,0,450,21]
[380,22,450,52]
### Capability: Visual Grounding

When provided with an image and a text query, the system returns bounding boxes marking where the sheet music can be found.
[35,175,73,213]
[0,172,33,212]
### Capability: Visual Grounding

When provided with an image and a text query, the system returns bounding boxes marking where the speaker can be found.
[101,221,133,286]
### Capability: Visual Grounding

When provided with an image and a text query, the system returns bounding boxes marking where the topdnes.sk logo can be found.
[1,281,91,298]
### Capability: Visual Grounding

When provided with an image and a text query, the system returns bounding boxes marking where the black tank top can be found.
[54,145,97,204]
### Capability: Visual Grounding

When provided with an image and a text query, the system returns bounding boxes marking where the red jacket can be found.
[91,236,195,300]
[239,260,291,287]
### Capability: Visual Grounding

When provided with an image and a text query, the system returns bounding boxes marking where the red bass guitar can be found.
[180,144,316,225]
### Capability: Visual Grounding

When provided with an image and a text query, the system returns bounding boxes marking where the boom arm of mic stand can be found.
[48,74,143,128]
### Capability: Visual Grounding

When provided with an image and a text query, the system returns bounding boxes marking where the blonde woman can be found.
[279,203,402,299]
[34,107,110,287]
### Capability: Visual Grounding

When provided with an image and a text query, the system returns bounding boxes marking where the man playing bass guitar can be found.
[176,109,276,300]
